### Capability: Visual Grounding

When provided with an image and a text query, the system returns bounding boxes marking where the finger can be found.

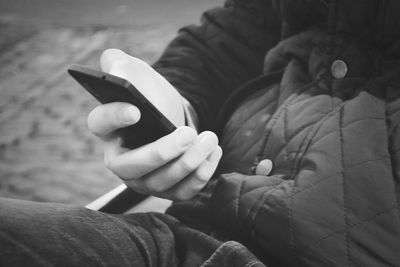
[134,131,219,193]
[162,146,223,200]
[100,49,184,126]
[87,102,141,139]
[103,137,129,170]
[108,126,197,179]
[100,48,127,73]
[100,49,172,101]
[255,159,273,176]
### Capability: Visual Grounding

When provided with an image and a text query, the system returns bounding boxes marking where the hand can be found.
[254,159,273,176]
[100,49,185,127]
[87,49,223,200]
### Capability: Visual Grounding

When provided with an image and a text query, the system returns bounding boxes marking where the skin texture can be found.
[88,49,271,201]
[87,49,223,201]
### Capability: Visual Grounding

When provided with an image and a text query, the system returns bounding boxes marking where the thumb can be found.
[100,48,126,73]
[100,49,168,100]
[99,48,185,127]
[255,159,273,176]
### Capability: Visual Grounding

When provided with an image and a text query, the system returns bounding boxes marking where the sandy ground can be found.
[0,0,223,205]
[0,0,223,28]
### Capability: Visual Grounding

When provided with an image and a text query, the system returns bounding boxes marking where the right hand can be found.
[87,49,223,201]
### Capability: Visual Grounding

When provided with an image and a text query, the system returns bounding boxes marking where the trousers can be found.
[0,197,264,267]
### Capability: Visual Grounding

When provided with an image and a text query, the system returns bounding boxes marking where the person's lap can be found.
[0,197,222,267]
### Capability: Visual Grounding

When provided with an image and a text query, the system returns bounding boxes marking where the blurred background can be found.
[0,0,223,205]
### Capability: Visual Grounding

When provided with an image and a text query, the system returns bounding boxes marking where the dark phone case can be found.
[68,64,176,149]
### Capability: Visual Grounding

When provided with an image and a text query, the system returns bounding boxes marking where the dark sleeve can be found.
[153,0,281,130]
[210,170,400,265]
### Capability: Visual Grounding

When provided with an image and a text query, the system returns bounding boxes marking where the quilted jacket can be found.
[154,0,400,266]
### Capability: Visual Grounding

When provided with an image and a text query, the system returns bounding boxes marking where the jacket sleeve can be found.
[210,170,400,266]
[153,0,281,130]
[209,173,313,265]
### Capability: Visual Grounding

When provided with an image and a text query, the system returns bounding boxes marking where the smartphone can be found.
[68,64,176,149]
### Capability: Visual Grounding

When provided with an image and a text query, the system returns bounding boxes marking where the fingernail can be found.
[198,132,218,154]
[208,146,223,162]
[255,159,273,176]
[122,106,140,124]
[176,127,196,148]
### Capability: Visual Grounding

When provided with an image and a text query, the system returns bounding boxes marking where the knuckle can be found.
[175,190,195,201]
[154,148,170,162]
[195,153,220,181]
[179,158,198,173]
[194,166,212,183]
[143,179,165,193]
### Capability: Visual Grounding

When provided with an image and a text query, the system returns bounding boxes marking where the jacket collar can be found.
[275,0,329,38]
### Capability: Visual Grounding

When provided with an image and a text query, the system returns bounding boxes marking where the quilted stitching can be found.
[338,104,351,265]
[158,0,400,265]
[212,28,400,265]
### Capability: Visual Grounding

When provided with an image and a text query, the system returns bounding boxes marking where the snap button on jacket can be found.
[154,0,400,266]
[331,59,348,79]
